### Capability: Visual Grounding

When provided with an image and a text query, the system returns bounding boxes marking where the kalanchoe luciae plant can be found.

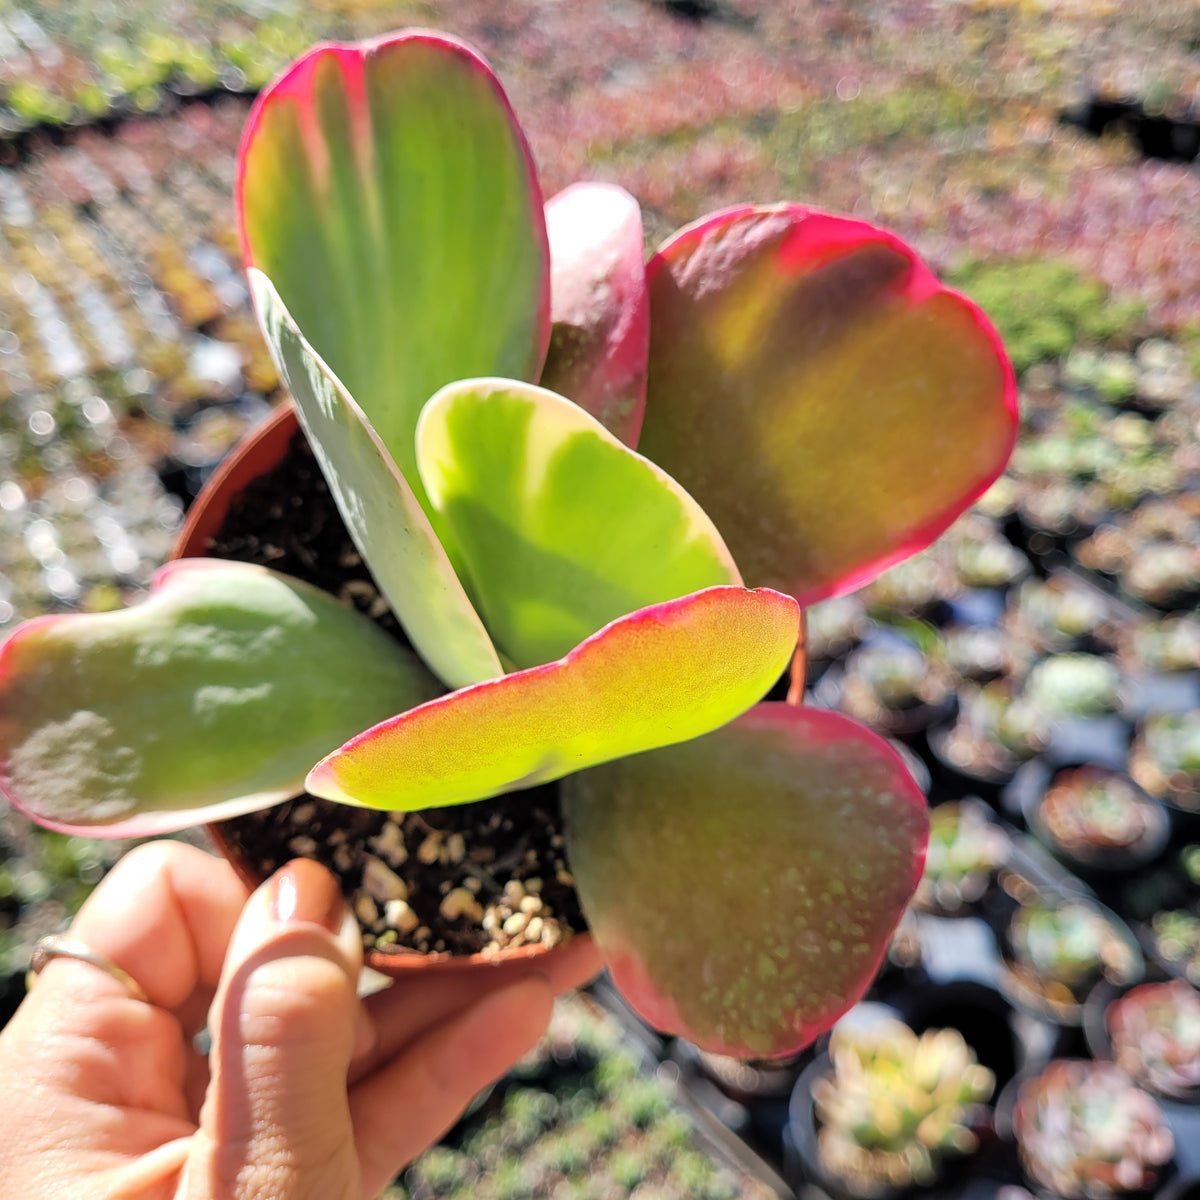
[0,31,1018,1057]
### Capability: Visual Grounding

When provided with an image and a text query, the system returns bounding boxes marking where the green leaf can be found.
[638,205,1018,607]
[540,183,649,445]
[250,270,503,689]
[415,378,740,668]
[561,704,928,1057]
[306,586,799,812]
[0,560,442,836]
[237,30,550,510]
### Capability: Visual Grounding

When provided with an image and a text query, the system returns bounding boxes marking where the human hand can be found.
[0,841,604,1199]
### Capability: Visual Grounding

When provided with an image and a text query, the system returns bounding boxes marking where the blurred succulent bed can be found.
[2,0,1200,1196]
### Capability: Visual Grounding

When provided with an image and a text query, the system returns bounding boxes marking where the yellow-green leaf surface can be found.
[0,560,442,837]
[415,378,740,668]
[237,30,549,512]
[638,204,1018,608]
[561,704,928,1058]
[540,182,649,445]
[306,586,799,812]
[251,271,503,689]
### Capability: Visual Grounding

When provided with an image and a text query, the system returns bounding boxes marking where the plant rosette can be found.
[1005,574,1123,659]
[820,628,956,741]
[912,800,1010,918]
[940,623,1011,685]
[1118,616,1200,677]
[1000,897,1144,1026]
[1146,911,1200,989]
[1011,1060,1176,1200]
[790,1017,995,1200]
[1008,761,1171,876]
[943,513,1032,594]
[1084,980,1200,1105]
[1130,713,1200,817]
[0,30,1019,1058]
[927,679,1048,796]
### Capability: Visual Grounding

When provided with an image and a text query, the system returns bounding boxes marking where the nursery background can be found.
[0,1,1199,1198]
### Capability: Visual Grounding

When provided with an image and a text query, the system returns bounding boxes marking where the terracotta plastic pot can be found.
[174,401,300,560]
[173,404,593,978]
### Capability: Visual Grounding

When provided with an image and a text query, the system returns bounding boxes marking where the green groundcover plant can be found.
[0,30,1017,1058]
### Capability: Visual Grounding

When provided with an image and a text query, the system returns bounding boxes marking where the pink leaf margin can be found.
[235,28,552,369]
[647,203,1020,606]
[0,559,311,838]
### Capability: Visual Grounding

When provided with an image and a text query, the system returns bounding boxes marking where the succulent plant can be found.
[0,31,1018,1057]
[1122,616,1200,674]
[1009,576,1116,655]
[1037,767,1160,857]
[1131,711,1200,811]
[1107,980,1200,1100]
[934,680,1047,782]
[1013,1061,1174,1200]
[1024,653,1122,719]
[914,800,1008,914]
[1007,900,1141,1010]
[812,1017,995,1196]
[836,632,953,734]
[1150,910,1200,987]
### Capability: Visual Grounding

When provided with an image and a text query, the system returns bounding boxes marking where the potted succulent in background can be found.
[1148,911,1200,988]
[927,678,1048,797]
[1101,980,1200,1104]
[1131,712,1200,816]
[1011,1060,1176,1200]
[1001,897,1143,1025]
[0,29,1019,1057]
[824,628,956,741]
[1011,763,1171,876]
[913,800,1010,917]
[1118,614,1200,724]
[1005,573,1120,659]
[790,1016,995,1200]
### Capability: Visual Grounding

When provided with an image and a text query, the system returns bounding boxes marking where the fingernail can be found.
[269,859,345,933]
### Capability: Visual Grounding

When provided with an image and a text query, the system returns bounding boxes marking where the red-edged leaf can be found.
[0,560,441,837]
[306,586,799,811]
[561,703,928,1057]
[237,30,550,505]
[540,183,649,445]
[637,204,1018,607]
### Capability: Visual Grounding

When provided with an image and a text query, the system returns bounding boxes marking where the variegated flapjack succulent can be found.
[0,30,1018,1057]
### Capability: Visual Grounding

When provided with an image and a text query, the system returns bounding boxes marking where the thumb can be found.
[184,858,365,1200]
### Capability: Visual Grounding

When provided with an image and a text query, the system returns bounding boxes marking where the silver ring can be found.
[28,934,152,1004]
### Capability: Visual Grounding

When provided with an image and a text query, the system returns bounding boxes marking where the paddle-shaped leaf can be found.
[637,205,1018,607]
[250,270,503,689]
[306,586,799,812]
[0,560,442,837]
[237,30,550,509]
[540,183,649,445]
[561,704,928,1058]
[415,378,741,668]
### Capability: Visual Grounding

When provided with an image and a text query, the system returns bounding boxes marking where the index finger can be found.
[69,841,251,1011]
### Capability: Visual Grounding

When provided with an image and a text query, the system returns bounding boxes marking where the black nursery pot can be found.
[993,889,1145,1033]
[1004,759,1172,879]
[1083,977,1200,1107]
[786,1053,909,1200]
[786,1051,996,1200]
[925,717,1024,806]
[892,980,1020,1093]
